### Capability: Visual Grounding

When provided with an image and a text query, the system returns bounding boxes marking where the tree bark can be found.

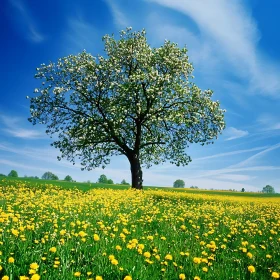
[129,154,143,189]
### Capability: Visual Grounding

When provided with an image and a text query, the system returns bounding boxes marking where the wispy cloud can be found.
[66,17,100,53]
[190,143,280,180]
[231,142,280,168]
[9,0,45,43]
[0,159,47,173]
[105,0,129,28]
[215,174,255,182]
[257,114,280,131]
[145,0,280,96]
[0,115,45,139]
[223,127,249,141]
[195,146,268,161]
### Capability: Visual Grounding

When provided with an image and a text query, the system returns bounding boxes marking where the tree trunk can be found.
[129,154,143,189]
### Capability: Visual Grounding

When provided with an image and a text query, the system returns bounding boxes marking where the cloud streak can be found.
[223,127,249,141]
[145,0,280,96]
[0,115,45,139]
[105,0,129,28]
[9,0,45,43]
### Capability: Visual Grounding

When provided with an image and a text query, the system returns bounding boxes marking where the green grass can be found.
[0,175,278,197]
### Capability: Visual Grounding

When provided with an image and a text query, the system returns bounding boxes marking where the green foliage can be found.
[97,174,108,184]
[29,27,225,189]
[97,174,114,184]
[262,185,275,193]
[42,171,59,180]
[241,188,245,192]
[8,170,18,178]
[173,179,185,188]
[64,175,73,182]
[0,174,6,177]
[24,175,39,179]
[190,185,199,189]
[121,179,130,185]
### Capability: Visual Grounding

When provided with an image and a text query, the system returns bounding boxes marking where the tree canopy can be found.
[262,185,275,194]
[97,174,108,184]
[42,171,59,180]
[64,175,73,182]
[28,28,225,189]
[173,179,185,188]
[8,170,18,178]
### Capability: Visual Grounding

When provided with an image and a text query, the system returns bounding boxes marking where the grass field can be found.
[0,177,279,279]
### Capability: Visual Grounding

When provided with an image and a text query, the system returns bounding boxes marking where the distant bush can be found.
[190,186,199,189]
[0,173,6,177]
[121,179,130,185]
[42,172,59,180]
[262,185,275,193]
[97,174,114,184]
[8,170,18,178]
[173,179,185,188]
[24,175,39,179]
[64,175,73,182]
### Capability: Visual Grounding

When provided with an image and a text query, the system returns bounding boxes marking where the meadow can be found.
[0,178,279,279]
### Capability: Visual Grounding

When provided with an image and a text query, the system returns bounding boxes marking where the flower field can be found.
[0,181,279,279]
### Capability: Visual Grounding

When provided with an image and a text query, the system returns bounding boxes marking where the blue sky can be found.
[1,0,280,192]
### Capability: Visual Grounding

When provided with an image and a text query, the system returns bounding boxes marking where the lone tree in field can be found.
[64,175,73,182]
[42,171,59,180]
[8,170,18,178]
[173,179,185,188]
[28,28,225,189]
[262,185,275,193]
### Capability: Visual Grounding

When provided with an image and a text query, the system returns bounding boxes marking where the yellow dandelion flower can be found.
[74,272,81,277]
[247,252,253,259]
[49,247,56,253]
[272,272,280,279]
[96,276,103,280]
[202,267,208,272]
[108,255,115,261]
[116,245,122,251]
[8,257,15,263]
[2,276,9,280]
[143,252,151,258]
[124,276,132,280]
[111,259,118,265]
[93,234,100,241]
[30,263,39,270]
[165,254,172,261]
[179,274,186,280]
[31,274,40,280]
[248,265,255,273]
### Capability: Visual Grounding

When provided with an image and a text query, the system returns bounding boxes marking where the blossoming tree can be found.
[28,28,225,189]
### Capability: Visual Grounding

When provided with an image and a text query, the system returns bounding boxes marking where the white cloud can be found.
[0,159,48,173]
[9,0,45,43]
[257,114,280,131]
[231,142,280,168]
[0,115,45,139]
[223,127,248,141]
[66,17,100,53]
[215,174,255,182]
[195,146,268,161]
[105,0,129,28]
[145,0,280,96]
